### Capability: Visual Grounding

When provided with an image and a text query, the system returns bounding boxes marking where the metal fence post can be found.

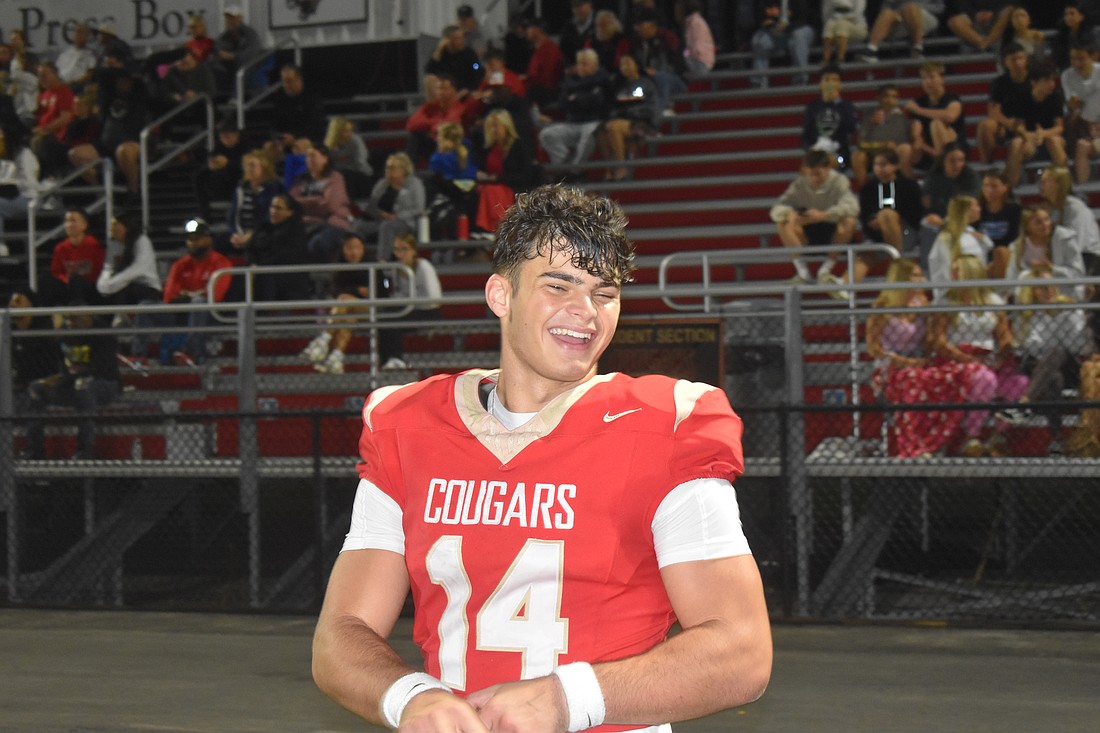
[237,304,261,607]
[0,311,17,601]
[782,288,810,616]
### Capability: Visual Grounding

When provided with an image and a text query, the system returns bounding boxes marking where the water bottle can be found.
[131,438,143,461]
[417,212,431,243]
[456,214,470,240]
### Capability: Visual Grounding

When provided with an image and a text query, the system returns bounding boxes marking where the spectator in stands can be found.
[930,254,1028,457]
[469,49,534,147]
[978,168,1021,277]
[37,92,98,183]
[193,117,244,221]
[866,258,983,458]
[289,143,353,262]
[325,116,373,200]
[821,0,868,66]
[240,193,312,302]
[770,148,859,289]
[905,60,969,172]
[24,305,120,460]
[852,83,914,188]
[425,24,484,97]
[621,7,688,114]
[1069,353,1100,456]
[8,29,37,78]
[503,13,533,75]
[524,18,565,112]
[8,291,58,414]
[158,49,217,110]
[928,195,993,292]
[858,0,945,63]
[1004,205,1085,289]
[598,54,661,181]
[800,64,858,169]
[68,68,151,201]
[153,218,234,366]
[680,0,717,74]
[593,10,627,72]
[474,109,534,236]
[226,149,283,254]
[96,212,162,311]
[859,148,923,257]
[1004,59,1067,188]
[405,74,469,168]
[1038,166,1100,275]
[456,5,485,56]
[0,123,40,243]
[539,48,611,179]
[749,0,814,88]
[300,232,374,374]
[1001,7,1046,58]
[6,35,40,129]
[143,14,216,82]
[56,23,96,90]
[41,208,104,307]
[1053,2,1099,70]
[377,233,443,370]
[945,0,1015,52]
[31,62,75,162]
[920,143,981,263]
[268,64,327,159]
[211,5,266,91]
[561,0,598,71]
[1062,42,1100,184]
[360,152,425,262]
[92,23,135,71]
[428,122,478,227]
[1014,264,1095,454]
[977,43,1032,165]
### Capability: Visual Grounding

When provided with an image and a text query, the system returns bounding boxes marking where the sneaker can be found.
[315,349,345,374]
[817,272,850,299]
[910,45,924,59]
[786,274,808,285]
[382,357,409,370]
[662,107,677,118]
[117,354,149,373]
[172,350,197,368]
[300,333,331,363]
[857,51,879,63]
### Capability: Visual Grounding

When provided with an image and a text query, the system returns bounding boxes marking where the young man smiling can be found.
[312,185,772,733]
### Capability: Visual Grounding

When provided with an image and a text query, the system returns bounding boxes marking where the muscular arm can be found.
[470,554,771,732]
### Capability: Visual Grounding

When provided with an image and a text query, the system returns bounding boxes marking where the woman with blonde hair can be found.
[324,116,373,198]
[928,195,993,292]
[930,254,1028,456]
[226,149,284,251]
[1005,205,1084,286]
[360,152,426,260]
[867,258,984,457]
[1038,166,1100,275]
[473,108,533,236]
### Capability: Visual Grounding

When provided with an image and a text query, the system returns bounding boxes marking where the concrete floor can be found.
[1,609,1097,733]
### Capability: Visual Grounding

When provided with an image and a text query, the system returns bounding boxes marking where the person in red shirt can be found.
[43,208,104,306]
[405,74,471,166]
[157,218,233,365]
[184,15,215,62]
[524,18,565,112]
[32,62,75,157]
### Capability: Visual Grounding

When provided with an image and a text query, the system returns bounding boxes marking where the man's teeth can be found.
[549,328,592,340]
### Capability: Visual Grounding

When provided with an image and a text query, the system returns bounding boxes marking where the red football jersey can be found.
[356,370,744,730]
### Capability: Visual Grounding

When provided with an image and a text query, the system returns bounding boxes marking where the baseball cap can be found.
[457,4,474,19]
[224,5,244,17]
[184,218,211,238]
[97,22,116,36]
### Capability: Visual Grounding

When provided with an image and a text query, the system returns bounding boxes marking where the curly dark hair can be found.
[492,184,635,287]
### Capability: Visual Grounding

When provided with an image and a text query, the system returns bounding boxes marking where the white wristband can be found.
[552,662,606,732]
[380,672,452,728]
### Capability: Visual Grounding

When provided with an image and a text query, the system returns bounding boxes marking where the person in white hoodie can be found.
[96,212,163,316]
[0,123,39,248]
[770,148,859,289]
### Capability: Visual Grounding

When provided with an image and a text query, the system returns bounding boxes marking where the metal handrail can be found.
[139,94,216,232]
[26,159,116,292]
[234,37,302,130]
[657,243,901,313]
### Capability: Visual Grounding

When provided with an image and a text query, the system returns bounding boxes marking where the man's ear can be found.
[485,273,510,318]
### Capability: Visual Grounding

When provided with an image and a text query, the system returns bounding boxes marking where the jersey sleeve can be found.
[356,384,407,502]
[342,478,406,554]
[668,380,745,487]
[651,477,751,568]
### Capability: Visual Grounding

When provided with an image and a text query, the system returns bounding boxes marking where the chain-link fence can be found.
[2,289,1098,625]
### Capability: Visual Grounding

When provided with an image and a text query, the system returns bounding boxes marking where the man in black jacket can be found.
[537,48,610,177]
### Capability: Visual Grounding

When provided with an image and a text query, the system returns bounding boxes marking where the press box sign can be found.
[0,0,222,54]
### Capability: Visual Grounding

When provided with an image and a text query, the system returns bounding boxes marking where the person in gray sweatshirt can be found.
[770,149,860,291]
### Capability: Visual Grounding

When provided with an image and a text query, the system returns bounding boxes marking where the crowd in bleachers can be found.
[6,1,1100,460]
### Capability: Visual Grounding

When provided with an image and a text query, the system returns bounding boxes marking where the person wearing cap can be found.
[194,118,245,220]
[426,24,484,97]
[92,22,134,71]
[212,5,265,89]
[456,4,485,57]
[151,218,234,366]
[503,14,533,75]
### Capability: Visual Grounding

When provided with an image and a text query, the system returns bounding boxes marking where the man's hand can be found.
[467,676,569,733]
[398,689,489,733]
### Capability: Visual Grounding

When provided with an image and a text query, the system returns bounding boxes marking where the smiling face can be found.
[1026,208,1053,242]
[63,211,88,241]
[487,243,621,409]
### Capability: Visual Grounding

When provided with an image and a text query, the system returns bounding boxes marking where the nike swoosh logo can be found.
[603,408,642,422]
